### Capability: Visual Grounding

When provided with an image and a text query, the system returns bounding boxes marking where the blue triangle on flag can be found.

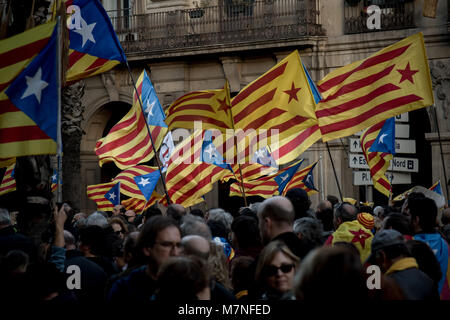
[369,117,396,154]
[201,130,233,172]
[274,160,303,195]
[134,170,160,201]
[303,162,318,191]
[140,71,167,128]
[104,182,121,205]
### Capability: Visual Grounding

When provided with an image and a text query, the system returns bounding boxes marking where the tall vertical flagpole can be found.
[433,106,449,201]
[326,142,343,202]
[124,62,171,205]
[56,16,63,203]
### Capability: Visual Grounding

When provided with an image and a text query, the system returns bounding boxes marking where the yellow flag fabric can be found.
[86,182,116,211]
[0,163,16,196]
[331,220,374,263]
[113,165,162,201]
[228,50,321,165]
[316,33,434,142]
[165,82,233,133]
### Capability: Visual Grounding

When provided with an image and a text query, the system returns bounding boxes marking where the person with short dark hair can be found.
[190,208,205,219]
[408,197,450,300]
[231,215,262,259]
[382,212,413,240]
[166,204,186,225]
[368,229,439,300]
[285,188,313,220]
[326,195,339,208]
[107,216,181,302]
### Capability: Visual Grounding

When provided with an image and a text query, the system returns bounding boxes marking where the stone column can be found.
[219,56,242,93]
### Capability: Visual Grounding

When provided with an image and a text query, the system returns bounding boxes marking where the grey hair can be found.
[294,217,324,248]
[85,211,109,228]
[0,208,11,226]
[180,214,212,239]
[248,202,261,214]
[207,209,233,234]
[63,230,76,247]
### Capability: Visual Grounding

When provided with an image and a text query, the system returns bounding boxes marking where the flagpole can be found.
[326,142,343,202]
[124,62,171,205]
[224,80,248,206]
[433,106,449,201]
[141,199,148,215]
[56,16,63,203]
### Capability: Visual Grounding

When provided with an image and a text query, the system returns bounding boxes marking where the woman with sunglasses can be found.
[254,240,300,300]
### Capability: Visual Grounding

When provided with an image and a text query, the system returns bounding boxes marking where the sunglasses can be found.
[265,264,294,277]
[115,230,125,235]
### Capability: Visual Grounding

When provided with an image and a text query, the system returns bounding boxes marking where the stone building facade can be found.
[79,0,450,213]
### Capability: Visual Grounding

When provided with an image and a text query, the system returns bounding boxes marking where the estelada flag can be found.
[87,182,116,211]
[316,33,434,142]
[0,163,16,196]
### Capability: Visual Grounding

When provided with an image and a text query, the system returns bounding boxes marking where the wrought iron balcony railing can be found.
[344,0,415,34]
[108,0,324,56]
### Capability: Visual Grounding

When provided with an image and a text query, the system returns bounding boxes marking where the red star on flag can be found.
[283,82,301,103]
[397,62,419,84]
[217,97,229,115]
[349,229,371,249]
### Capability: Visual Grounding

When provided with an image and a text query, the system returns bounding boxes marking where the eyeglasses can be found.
[155,241,181,251]
[265,264,294,277]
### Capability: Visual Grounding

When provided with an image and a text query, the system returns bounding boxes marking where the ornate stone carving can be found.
[102,72,119,101]
[429,59,450,132]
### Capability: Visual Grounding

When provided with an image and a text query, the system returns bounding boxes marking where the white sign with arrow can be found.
[349,154,419,172]
[349,138,416,154]
[353,171,412,186]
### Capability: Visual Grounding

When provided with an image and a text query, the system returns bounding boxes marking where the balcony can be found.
[108,0,324,58]
[344,0,415,34]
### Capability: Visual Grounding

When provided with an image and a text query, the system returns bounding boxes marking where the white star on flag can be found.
[145,100,155,117]
[378,133,388,144]
[138,177,150,187]
[108,192,116,200]
[73,17,96,47]
[280,174,289,183]
[204,144,215,160]
[21,68,48,103]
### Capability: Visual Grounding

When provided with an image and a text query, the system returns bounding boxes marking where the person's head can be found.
[166,204,186,224]
[124,210,136,224]
[258,196,295,244]
[137,216,181,276]
[63,230,76,250]
[3,250,29,273]
[112,205,126,217]
[231,256,255,294]
[208,241,232,290]
[326,195,339,208]
[293,246,368,300]
[255,240,299,297]
[156,256,210,300]
[333,202,358,229]
[86,212,109,228]
[382,212,412,236]
[231,215,262,250]
[441,207,450,226]
[357,212,374,230]
[401,192,425,216]
[189,209,205,219]
[109,217,129,240]
[408,197,438,234]
[78,225,107,257]
[293,217,324,248]
[142,206,162,224]
[406,240,442,284]
[206,208,233,236]
[0,207,11,228]
[180,214,212,239]
[315,207,334,232]
[285,188,311,220]
[368,229,410,273]
[123,231,144,268]
[316,200,332,213]
[180,235,210,260]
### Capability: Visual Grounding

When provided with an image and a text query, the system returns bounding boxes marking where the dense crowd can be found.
[1,188,450,302]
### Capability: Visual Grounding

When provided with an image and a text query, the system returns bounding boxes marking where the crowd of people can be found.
[1,188,450,302]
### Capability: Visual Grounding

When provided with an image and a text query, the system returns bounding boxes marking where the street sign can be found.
[353,171,412,186]
[355,124,409,138]
[395,113,409,123]
[349,138,416,154]
[349,153,419,172]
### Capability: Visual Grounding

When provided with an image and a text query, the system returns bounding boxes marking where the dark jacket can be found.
[0,225,35,261]
[107,265,157,302]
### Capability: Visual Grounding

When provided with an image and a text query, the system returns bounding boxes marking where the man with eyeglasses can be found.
[107,216,181,302]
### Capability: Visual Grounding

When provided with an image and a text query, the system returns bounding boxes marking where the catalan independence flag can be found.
[229,51,321,165]
[113,165,163,204]
[65,0,126,83]
[51,169,59,192]
[316,33,434,142]
[87,182,116,211]
[0,163,16,196]
[122,197,159,213]
[165,82,233,133]
[429,181,443,195]
[282,160,319,196]
[95,70,167,169]
[0,21,58,158]
[360,119,395,197]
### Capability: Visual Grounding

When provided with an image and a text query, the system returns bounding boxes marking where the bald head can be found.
[258,196,295,225]
[181,235,210,260]
[317,200,332,212]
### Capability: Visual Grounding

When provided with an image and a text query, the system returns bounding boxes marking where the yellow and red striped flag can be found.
[95,71,167,169]
[65,0,127,83]
[86,182,116,211]
[122,196,161,213]
[360,120,393,197]
[222,163,277,183]
[0,163,16,196]
[165,82,233,133]
[165,130,230,208]
[282,160,319,196]
[229,50,321,165]
[315,33,434,142]
[0,21,57,158]
[113,165,163,204]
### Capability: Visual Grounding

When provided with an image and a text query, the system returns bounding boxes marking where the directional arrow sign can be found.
[355,124,409,138]
[349,154,419,172]
[349,138,416,154]
[353,171,411,186]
